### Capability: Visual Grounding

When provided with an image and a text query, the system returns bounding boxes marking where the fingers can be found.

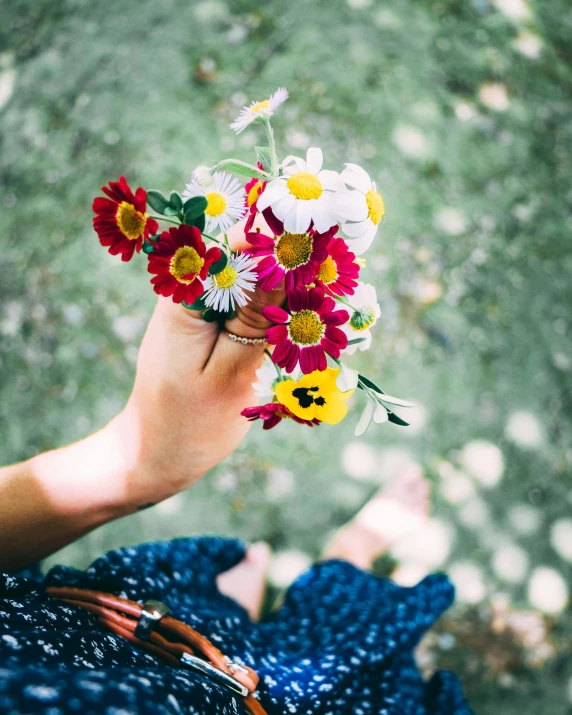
[209,216,285,374]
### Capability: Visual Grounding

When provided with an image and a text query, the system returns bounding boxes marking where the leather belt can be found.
[47,587,268,715]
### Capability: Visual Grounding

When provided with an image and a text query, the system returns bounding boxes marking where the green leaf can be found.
[142,240,155,254]
[221,161,266,179]
[202,308,218,322]
[163,206,179,216]
[182,294,207,311]
[387,411,410,427]
[347,337,367,347]
[169,191,183,211]
[209,251,228,275]
[184,196,208,220]
[146,190,170,215]
[192,213,206,232]
[357,373,386,395]
[254,146,272,173]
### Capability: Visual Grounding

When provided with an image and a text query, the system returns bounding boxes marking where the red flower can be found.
[147,225,221,304]
[92,176,158,262]
[247,225,334,293]
[244,173,284,235]
[262,287,349,374]
[241,402,320,430]
[315,237,360,297]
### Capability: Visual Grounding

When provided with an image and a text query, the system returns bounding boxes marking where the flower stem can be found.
[263,118,278,178]
[265,349,285,381]
[149,215,180,225]
[334,294,355,310]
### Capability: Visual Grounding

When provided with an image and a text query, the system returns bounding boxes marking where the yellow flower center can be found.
[213,265,238,289]
[250,99,270,114]
[287,171,323,201]
[288,310,325,345]
[205,191,228,217]
[275,232,312,270]
[366,189,385,225]
[350,306,376,331]
[115,201,147,240]
[169,246,204,284]
[247,181,263,207]
[316,256,338,285]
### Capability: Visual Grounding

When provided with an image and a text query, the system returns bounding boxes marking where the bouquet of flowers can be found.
[92,88,413,435]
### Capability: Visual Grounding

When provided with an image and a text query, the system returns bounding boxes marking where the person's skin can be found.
[0,218,284,573]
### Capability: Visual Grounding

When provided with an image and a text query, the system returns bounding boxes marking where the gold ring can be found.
[226,332,267,346]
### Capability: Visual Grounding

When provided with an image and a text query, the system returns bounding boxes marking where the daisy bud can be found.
[192,165,214,188]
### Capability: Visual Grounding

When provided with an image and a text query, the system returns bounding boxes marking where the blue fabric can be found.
[0,536,472,714]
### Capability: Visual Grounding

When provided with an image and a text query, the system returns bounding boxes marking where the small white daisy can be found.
[335,282,381,355]
[183,171,246,233]
[230,87,289,134]
[202,252,258,313]
[256,147,345,234]
[334,163,386,254]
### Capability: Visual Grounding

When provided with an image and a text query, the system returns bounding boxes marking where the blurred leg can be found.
[216,542,272,621]
[323,464,430,570]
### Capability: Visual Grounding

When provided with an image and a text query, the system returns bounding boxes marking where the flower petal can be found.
[334,191,369,222]
[341,163,372,194]
[306,147,323,174]
[263,305,290,324]
[256,180,289,212]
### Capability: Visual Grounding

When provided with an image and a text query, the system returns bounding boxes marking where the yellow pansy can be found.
[275,367,354,425]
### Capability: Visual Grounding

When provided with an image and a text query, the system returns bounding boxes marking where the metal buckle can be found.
[180,652,249,697]
[134,599,170,641]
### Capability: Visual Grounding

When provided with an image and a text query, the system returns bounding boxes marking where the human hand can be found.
[113,215,285,509]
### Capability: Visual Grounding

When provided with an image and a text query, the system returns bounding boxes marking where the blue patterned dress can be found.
[0,537,472,714]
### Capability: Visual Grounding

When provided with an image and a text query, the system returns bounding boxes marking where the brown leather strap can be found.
[47,587,267,715]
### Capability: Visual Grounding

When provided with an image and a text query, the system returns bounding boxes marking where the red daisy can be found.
[244,173,284,234]
[92,176,158,262]
[262,287,349,374]
[315,237,361,297]
[147,225,221,304]
[241,402,320,430]
[247,225,335,293]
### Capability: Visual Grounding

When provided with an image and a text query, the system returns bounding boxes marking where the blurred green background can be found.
[1,0,571,711]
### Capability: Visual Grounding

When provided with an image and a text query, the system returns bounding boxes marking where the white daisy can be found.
[335,282,381,355]
[202,252,258,313]
[183,171,246,233]
[230,87,289,134]
[334,163,386,254]
[256,147,345,234]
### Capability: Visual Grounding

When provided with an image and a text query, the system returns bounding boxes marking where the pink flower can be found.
[244,170,284,234]
[315,237,361,297]
[247,226,334,293]
[262,287,349,374]
[241,402,320,430]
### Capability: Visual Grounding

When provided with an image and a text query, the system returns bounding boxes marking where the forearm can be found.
[0,413,146,573]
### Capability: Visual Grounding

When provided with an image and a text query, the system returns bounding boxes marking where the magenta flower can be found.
[262,287,349,374]
[246,226,334,293]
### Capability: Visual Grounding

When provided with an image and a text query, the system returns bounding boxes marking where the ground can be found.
[1,0,571,711]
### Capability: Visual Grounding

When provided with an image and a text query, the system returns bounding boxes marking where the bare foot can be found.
[323,464,430,570]
[216,542,272,621]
